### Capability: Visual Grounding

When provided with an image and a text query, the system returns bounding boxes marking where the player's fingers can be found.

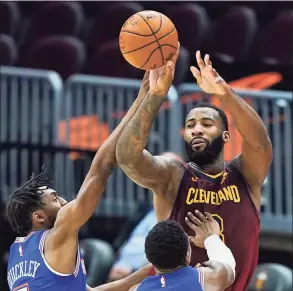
[205,212,214,221]
[190,66,202,84]
[196,50,205,71]
[165,60,173,77]
[173,41,180,63]
[185,216,199,231]
[204,54,212,67]
[194,210,208,223]
[187,211,203,226]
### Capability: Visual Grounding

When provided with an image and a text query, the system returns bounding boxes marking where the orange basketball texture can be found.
[119,11,178,70]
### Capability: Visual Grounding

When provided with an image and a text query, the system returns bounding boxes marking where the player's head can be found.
[184,103,230,166]
[6,166,67,235]
[145,220,191,272]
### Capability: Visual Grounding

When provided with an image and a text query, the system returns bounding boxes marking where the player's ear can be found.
[223,131,230,143]
[32,210,46,223]
[186,245,191,265]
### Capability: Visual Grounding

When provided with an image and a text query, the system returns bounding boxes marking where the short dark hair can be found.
[191,103,229,131]
[145,220,189,270]
[6,166,51,235]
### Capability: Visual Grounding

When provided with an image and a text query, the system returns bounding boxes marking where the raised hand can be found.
[185,210,220,248]
[190,51,231,96]
[149,42,180,97]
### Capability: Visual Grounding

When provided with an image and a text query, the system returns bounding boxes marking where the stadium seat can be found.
[22,35,86,79]
[80,238,114,286]
[83,40,142,79]
[205,6,258,62]
[248,263,292,291]
[0,34,18,65]
[0,1,20,36]
[87,2,144,51]
[166,4,210,52]
[256,10,293,65]
[25,2,84,44]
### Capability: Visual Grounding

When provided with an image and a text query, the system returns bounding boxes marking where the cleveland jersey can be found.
[170,156,260,291]
[7,230,87,291]
[137,266,204,291]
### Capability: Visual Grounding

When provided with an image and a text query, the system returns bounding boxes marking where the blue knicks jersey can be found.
[137,266,204,291]
[7,230,87,291]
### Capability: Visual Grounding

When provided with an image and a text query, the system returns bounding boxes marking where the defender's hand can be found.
[190,51,231,96]
[185,210,220,248]
[149,42,180,97]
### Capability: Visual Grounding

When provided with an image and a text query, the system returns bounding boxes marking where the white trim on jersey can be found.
[39,230,80,277]
[197,267,205,290]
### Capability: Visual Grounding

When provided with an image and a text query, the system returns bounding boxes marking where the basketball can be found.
[119,10,178,70]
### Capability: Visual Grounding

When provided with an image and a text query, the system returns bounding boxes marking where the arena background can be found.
[0,1,292,290]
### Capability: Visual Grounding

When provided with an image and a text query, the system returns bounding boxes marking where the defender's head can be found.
[184,103,230,166]
[145,220,191,271]
[6,167,67,235]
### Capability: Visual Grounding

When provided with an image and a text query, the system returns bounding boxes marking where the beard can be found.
[184,134,224,166]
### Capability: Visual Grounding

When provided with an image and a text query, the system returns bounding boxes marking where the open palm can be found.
[190,51,230,96]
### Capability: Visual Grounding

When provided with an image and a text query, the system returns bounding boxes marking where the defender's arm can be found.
[53,73,149,238]
[92,265,152,291]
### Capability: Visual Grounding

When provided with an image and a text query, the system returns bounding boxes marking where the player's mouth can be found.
[191,139,207,150]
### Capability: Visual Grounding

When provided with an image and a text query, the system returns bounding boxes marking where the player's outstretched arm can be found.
[89,264,152,291]
[53,72,149,236]
[185,211,236,290]
[190,51,273,201]
[116,43,184,194]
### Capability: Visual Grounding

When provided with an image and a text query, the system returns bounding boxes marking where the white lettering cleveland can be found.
[7,260,40,289]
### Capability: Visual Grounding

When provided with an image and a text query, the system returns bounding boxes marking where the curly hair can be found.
[6,166,52,235]
[145,220,189,270]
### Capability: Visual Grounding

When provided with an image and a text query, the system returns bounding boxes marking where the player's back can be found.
[7,230,87,291]
[137,266,204,291]
[170,157,260,291]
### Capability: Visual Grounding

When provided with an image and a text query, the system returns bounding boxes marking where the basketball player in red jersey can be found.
[116,45,273,290]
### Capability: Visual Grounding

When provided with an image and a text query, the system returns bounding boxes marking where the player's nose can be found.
[58,196,68,206]
[192,124,204,136]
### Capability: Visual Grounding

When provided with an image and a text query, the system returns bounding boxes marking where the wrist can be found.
[204,234,221,248]
[149,89,167,99]
[216,86,235,102]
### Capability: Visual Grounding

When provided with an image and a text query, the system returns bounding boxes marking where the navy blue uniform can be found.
[137,266,204,290]
[7,230,87,291]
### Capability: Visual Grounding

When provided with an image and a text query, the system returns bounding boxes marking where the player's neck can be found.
[192,154,225,174]
[155,265,186,275]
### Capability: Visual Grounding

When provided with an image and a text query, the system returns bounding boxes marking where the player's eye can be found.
[203,123,213,127]
[186,124,193,129]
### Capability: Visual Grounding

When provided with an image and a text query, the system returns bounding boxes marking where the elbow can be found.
[255,135,272,153]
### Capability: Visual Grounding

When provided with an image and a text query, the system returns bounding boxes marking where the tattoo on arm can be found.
[118,93,165,160]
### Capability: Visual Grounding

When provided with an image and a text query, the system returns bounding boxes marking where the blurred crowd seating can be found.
[0,1,292,88]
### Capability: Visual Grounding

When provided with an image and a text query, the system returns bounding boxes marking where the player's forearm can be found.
[71,85,147,228]
[116,92,165,166]
[93,264,152,291]
[218,88,271,150]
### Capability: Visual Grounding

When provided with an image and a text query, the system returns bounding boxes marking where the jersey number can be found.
[13,283,29,291]
[211,214,225,243]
